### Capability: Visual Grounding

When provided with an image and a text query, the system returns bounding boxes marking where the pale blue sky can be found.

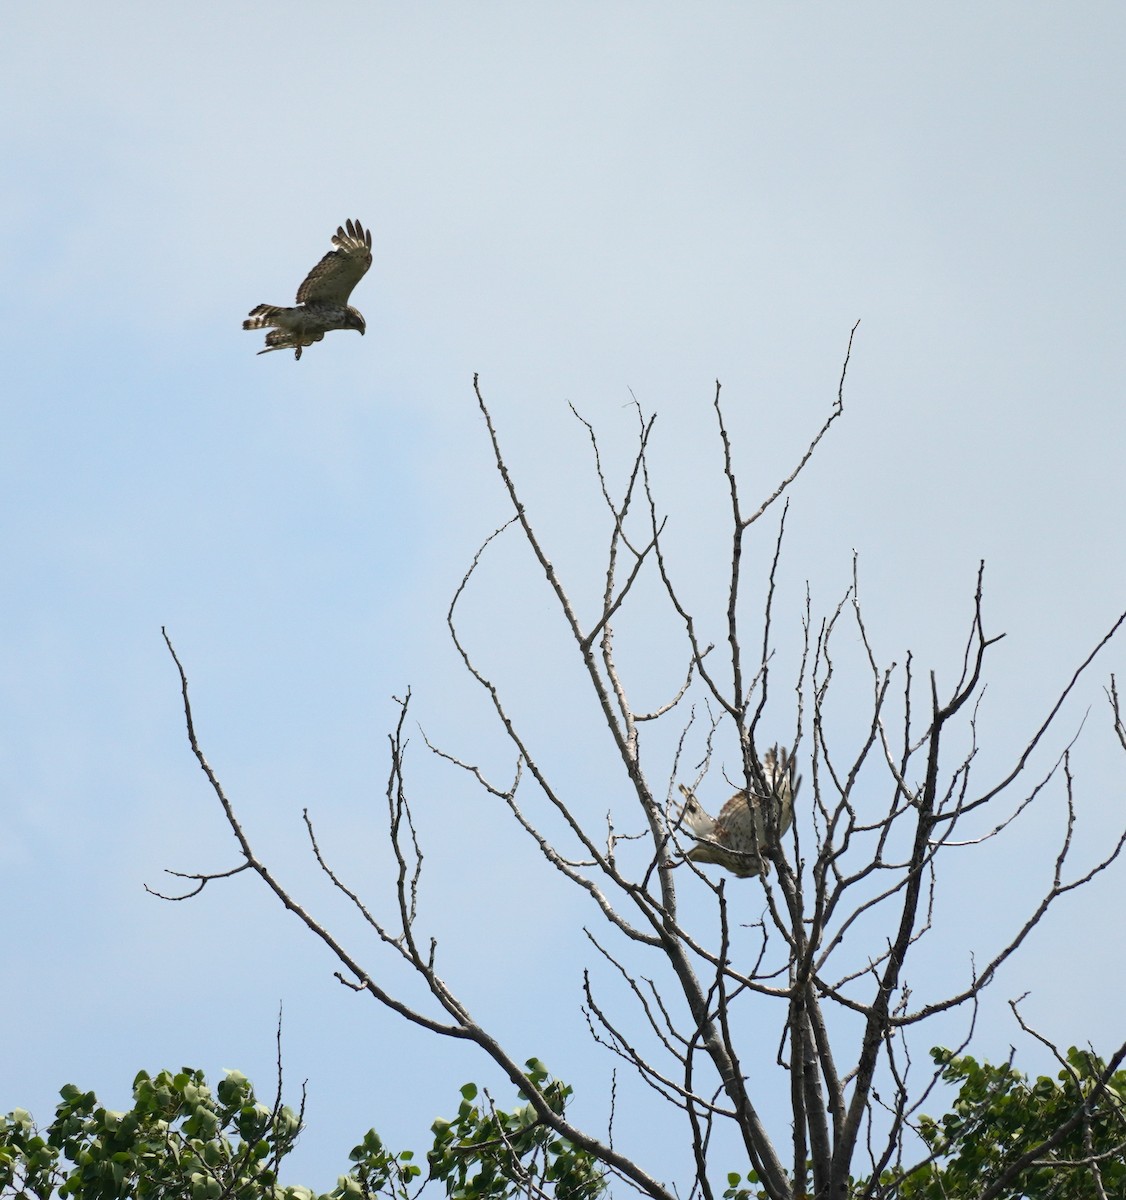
[3,3,1125,1191]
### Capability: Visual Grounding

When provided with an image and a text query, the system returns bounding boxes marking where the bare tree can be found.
[153,326,1126,1200]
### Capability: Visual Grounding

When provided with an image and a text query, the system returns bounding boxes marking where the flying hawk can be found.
[676,746,799,878]
[243,219,372,360]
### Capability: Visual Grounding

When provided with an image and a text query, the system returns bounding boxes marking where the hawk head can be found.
[344,306,366,335]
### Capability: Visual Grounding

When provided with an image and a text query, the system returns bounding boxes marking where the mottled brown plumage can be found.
[677,746,798,878]
[243,219,372,360]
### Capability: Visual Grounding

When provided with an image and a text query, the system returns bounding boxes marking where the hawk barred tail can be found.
[242,219,373,360]
[243,305,326,360]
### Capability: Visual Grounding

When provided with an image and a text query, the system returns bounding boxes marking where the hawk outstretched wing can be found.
[295,219,373,306]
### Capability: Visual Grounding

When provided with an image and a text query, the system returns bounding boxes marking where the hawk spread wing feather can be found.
[676,745,799,878]
[243,219,372,360]
[296,219,373,306]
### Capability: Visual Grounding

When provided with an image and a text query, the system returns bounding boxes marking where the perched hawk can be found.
[676,746,799,878]
[243,219,372,360]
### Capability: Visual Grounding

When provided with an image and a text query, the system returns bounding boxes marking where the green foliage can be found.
[428,1060,603,1200]
[0,1060,602,1200]
[865,1046,1126,1199]
[0,1068,313,1200]
[721,1169,764,1200]
[10,1047,1123,1200]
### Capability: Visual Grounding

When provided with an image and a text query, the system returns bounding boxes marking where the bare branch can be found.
[156,336,1126,1200]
